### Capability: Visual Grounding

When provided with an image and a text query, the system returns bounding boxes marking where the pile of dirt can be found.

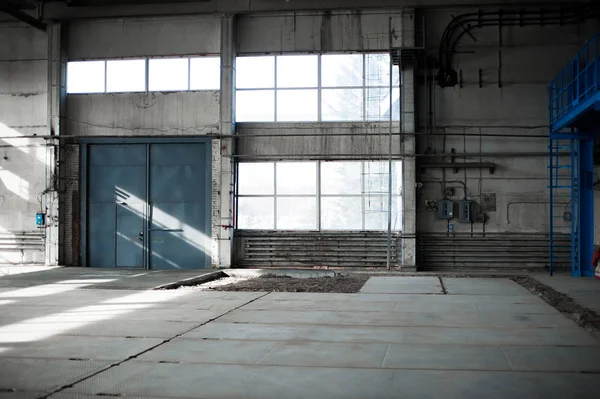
[512,276,600,339]
[211,274,370,293]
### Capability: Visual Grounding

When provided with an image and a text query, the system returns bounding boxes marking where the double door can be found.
[86,142,211,269]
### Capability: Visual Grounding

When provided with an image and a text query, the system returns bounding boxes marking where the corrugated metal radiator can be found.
[0,232,45,252]
[417,232,570,271]
[234,230,401,268]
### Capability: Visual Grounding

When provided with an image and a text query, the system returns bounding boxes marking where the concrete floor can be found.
[0,270,599,398]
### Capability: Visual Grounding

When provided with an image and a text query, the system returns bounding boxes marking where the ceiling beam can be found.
[0,3,46,31]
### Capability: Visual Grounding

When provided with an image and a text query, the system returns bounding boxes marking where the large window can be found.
[237,160,402,231]
[67,56,221,94]
[235,53,400,123]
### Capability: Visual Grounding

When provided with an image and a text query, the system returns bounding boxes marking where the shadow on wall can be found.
[0,123,48,264]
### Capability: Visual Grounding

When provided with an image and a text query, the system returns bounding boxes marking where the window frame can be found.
[67,55,221,94]
[236,160,403,231]
[235,53,400,123]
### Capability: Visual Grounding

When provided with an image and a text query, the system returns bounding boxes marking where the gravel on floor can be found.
[513,276,600,339]
[208,275,370,293]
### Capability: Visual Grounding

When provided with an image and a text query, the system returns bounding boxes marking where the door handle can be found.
[139,231,144,241]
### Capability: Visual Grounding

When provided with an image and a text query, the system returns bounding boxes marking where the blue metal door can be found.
[88,144,147,268]
[149,143,211,270]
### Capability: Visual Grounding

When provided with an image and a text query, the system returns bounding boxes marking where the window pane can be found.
[149,58,188,91]
[321,162,362,195]
[364,196,402,231]
[277,89,318,122]
[67,61,105,93]
[365,53,400,87]
[190,57,221,90]
[106,59,145,93]
[365,87,400,121]
[276,162,317,195]
[238,197,274,229]
[236,90,275,122]
[276,197,317,229]
[322,89,363,121]
[321,197,362,230]
[238,162,274,195]
[277,162,317,195]
[321,54,363,87]
[277,55,318,88]
[364,161,402,195]
[236,56,275,89]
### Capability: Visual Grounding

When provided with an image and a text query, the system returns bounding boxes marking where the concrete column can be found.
[214,15,236,267]
[46,22,66,266]
[400,9,417,270]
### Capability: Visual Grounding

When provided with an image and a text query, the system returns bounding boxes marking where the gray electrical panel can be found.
[436,200,454,219]
[459,200,472,223]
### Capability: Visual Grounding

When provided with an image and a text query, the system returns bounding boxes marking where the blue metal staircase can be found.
[548,139,578,276]
[548,34,599,277]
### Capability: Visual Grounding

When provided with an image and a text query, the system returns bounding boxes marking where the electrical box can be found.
[36,212,45,227]
[459,200,472,223]
[436,200,454,219]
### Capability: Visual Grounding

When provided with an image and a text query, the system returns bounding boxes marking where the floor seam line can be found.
[39,292,271,399]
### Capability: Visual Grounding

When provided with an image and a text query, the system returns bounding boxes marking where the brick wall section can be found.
[211,139,221,267]
[62,144,80,266]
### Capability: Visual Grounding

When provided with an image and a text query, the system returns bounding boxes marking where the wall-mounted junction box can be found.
[459,200,472,223]
[35,212,45,227]
[436,200,454,219]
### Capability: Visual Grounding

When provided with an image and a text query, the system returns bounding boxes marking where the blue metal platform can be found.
[548,34,599,278]
[549,34,600,133]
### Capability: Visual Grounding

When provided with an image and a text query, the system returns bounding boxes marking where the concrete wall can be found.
[417,9,599,238]
[68,15,221,59]
[237,10,404,53]
[0,22,48,263]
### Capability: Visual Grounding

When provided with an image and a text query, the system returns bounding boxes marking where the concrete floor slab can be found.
[383,344,511,370]
[477,302,562,315]
[0,358,110,393]
[0,391,46,399]
[0,336,162,361]
[502,345,600,371]
[136,339,278,365]
[360,277,443,294]
[219,309,575,328]
[182,322,598,346]
[63,363,600,399]
[257,341,389,368]
[444,278,532,295]
[533,274,600,314]
[245,299,398,312]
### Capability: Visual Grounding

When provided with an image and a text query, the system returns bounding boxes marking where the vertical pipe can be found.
[386,17,393,270]
[146,143,151,270]
[571,139,576,276]
[549,137,554,276]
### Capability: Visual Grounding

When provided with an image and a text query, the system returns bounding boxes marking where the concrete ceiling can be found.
[38,0,592,20]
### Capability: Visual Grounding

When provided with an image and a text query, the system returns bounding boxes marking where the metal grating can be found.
[417,233,570,271]
[234,230,401,268]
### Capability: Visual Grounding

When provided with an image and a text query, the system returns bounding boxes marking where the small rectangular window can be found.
[238,163,274,195]
[236,90,275,122]
[321,162,362,195]
[190,57,221,90]
[238,197,275,229]
[149,58,189,91]
[321,197,362,230]
[276,197,317,230]
[106,59,146,93]
[276,162,317,195]
[67,61,106,94]
[365,53,400,87]
[321,88,363,121]
[276,89,318,122]
[236,56,275,89]
[277,55,318,88]
[364,196,402,231]
[321,54,363,87]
